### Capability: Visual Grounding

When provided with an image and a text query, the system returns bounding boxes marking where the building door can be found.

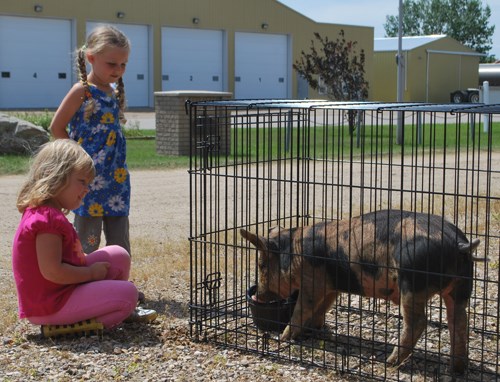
[0,16,73,108]
[162,27,225,92]
[234,32,289,99]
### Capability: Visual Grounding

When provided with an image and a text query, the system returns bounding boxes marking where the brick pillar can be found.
[155,91,232,156]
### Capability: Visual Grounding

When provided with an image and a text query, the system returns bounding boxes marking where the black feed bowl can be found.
[246,284,298,332]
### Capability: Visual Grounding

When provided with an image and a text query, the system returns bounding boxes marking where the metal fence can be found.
[188,100,500,381]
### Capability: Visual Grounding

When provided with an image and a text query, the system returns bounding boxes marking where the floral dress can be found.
[69,84,130,218]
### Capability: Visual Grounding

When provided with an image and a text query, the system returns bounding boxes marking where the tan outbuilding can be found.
[0,0,373,108]
[372,35,482,103]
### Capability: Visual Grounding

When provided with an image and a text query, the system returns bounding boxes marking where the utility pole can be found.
[396,0,405,144]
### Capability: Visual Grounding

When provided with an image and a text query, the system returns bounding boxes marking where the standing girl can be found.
[12,139,154,333]
[50,24,131,257]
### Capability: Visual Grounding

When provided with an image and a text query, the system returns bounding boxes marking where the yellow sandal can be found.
[41,318,104,338]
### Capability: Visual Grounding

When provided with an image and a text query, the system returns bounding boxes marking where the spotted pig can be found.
[241,209,483,374]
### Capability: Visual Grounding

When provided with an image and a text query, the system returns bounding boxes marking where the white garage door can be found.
[87,22,151,108]
[162,27,224,91]
[0,16,73,109]
[235,32,289,99]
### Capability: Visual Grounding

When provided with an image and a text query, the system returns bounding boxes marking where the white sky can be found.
[278,0,500,59]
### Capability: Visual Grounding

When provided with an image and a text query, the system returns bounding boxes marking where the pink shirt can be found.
[12,206,86,318]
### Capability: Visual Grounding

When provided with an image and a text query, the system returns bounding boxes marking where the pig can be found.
[241,209,483,374]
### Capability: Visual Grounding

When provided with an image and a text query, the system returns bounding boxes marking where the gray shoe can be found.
[125,307,158,323]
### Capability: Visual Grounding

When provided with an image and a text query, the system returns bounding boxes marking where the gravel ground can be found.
[0,169,352,382]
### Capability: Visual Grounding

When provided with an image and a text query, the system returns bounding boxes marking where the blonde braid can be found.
[77,48,95,122]
[77,48,88,85]
[116,76,127,125]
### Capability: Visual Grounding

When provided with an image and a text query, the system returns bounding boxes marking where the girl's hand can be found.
[89,262,111,280]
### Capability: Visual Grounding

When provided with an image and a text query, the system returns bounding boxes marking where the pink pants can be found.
[28,245,138,329]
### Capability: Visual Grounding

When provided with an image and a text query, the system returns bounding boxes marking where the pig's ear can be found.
[268,226,281,234]
[240,229,269,252]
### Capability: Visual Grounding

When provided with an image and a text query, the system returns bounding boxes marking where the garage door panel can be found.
[0,16,72,108]
[235,32,288,99]
[162,27,224,91]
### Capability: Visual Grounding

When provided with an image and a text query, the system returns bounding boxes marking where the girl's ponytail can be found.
[116,76,127,125]
[77,47,95,122]
[77,48,88,86]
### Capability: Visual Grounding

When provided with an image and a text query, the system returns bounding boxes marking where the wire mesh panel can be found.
[189,100,500,381]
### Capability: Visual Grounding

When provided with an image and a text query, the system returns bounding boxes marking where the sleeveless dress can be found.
[68,84,130,217]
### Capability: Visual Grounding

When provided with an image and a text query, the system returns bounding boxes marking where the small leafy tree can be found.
[293,30,369,102]
[293,30,369,133]
[384,0,495,62]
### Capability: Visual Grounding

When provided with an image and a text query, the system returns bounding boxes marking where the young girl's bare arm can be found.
[36,233,110,284]
[50,83,86,139]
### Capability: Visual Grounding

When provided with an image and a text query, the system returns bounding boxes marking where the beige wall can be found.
[372,37,480,103]
[0,0,374,100]
[372,52,398,101]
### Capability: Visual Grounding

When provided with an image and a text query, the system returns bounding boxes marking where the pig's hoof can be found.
[279,326,292,341]
[451,359,467,375]
[280,325,305,342]
[386,353,401,367]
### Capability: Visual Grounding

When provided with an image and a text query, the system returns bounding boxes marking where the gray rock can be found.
[0,113,50,155]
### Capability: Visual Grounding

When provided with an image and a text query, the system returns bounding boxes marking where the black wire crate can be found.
[188,100,500,381]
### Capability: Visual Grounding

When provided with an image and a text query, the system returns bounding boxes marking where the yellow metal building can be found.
[0,0,374,108]
[372,35,481,103]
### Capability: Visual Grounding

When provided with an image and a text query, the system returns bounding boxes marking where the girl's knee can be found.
[96,245,131,263]
[124,281,139,303]
[87,245,131,280]
[109,245,131,273]
[106,244,130,258]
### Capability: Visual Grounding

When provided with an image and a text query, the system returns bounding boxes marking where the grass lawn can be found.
[0,111,190,175]
[0,129,190,176]
[230,120,500,162]
[1,114,499,176]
